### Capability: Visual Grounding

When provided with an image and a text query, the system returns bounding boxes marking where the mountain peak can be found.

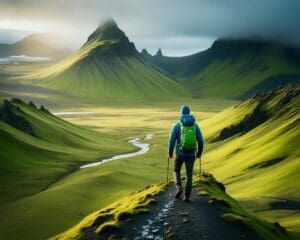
[87,19,126,42]
[17,34,46,44]
[141,48,151,56]
[102,18,118,28]
[84,19,137,56]
[155,48,163,57]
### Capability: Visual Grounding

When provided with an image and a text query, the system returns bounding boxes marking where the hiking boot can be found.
[183,196,190,203]
[175,187,183,199]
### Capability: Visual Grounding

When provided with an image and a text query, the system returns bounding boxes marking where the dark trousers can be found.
[174,155,195,198]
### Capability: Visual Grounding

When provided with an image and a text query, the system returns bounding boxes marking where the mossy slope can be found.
[201,83,300,231]
[50,184,164,240]
[0,98,133,205]
[195,173,299,240]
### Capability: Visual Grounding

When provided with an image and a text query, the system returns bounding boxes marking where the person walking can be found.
[168,105,204,202]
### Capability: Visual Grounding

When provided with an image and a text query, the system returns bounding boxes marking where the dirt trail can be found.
[83,185,260,240]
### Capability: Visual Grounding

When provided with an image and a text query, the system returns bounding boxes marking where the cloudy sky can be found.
[0,0,299,56]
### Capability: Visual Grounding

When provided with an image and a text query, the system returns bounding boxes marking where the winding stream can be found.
[80,133,154,169]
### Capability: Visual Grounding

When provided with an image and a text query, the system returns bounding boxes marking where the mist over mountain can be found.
[142,38,300,98]
[0,33,70,59]
[1,1,300,56]
[83,19,137,56]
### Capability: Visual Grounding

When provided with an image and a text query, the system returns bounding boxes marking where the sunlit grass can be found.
[50,184,164,240]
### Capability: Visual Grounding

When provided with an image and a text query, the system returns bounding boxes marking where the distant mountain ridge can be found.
[142,39,300,99]
[0,34,69,60]
[25,20,300,101]
[31,19,188,102]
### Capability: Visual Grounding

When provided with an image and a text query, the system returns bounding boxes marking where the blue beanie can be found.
[180,105,190,115]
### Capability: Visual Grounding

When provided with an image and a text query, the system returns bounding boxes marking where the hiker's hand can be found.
[168,156,173,161]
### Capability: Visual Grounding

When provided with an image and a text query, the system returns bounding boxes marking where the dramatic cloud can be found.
[0,0,299,56]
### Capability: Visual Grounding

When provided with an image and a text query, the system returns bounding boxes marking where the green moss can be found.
[178,211,189,217]
[166,231,176,239]
[116,211,133,221]
[96,221,119,234]
[91,213,113,227]
[194,173,299,240]
[182,218,190,223]
[201,84,300,233]
[136,208,150,214]
[223,213,247,225]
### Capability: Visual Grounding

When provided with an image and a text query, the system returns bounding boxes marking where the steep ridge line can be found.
[0,98,52,136]
[211,83,300,142]
[0,99,34,136]
[141,39,300,99]
[52,173,292,240]
[99,185,258,240]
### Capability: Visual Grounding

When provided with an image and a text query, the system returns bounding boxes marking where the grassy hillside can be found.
[51,184,165,240]
[0,98,235,240]
[201,83,300,231]
[28,20,188,102]
[142,39,300,99]
[0,98,134,206]
[1,84,298,238]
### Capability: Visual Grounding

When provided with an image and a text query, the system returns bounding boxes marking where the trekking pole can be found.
[199,156,202,181]
[166,157,170,184]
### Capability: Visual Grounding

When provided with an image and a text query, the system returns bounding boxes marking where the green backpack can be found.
[179,123,196,151]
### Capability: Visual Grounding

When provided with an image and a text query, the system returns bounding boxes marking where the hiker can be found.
[168,105,204,202]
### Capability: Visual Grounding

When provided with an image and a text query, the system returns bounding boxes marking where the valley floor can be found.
[0,64,299,239]
[1,99,299,239]
[0,99,235,240]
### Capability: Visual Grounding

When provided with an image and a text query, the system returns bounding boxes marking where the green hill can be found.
[30,20,188,102]
[201,83,300,231]
[142,39,300,99]
[0,98,133,206]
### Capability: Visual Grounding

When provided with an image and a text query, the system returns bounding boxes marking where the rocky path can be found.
[90,184,260,240]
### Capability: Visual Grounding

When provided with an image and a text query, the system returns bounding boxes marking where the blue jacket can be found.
[168,114,204,158]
